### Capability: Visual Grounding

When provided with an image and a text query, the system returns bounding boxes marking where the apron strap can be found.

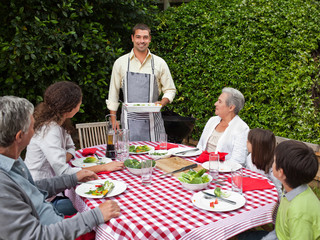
[127,55,130,71]
[151,54,154,75]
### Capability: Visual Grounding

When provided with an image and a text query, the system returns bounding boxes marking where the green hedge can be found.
[0,0,159,123]
[2,0,320,144]
[151,0,320,143]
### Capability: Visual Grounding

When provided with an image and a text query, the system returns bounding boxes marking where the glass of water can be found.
[116,129,129,162]
[141,159,153,185]
[208,153,220,180]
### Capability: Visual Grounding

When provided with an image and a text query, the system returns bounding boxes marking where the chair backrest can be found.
[76,122,107,149]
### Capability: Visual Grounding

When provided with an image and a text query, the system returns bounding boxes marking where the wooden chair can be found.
[76,122,107,149]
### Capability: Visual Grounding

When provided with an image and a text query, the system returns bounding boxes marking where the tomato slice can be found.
[210,202,215,208]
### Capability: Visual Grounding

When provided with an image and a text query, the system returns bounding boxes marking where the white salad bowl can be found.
[126,166,157,176]
[126,167,144,176]
[124,159,156,176]
[179,174,212,191]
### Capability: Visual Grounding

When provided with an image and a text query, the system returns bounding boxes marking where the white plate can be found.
[71,157,112,168]
[191,189,246,212]
[75,179,127,198]
[148,149,171,160]
[171,147,202,157]
[124,103,162,113]
[129,145,155,155]
[202,161,242,173]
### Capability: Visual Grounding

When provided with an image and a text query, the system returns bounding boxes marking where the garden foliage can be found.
[152,0,320,143]
[0,0,158,122]
[1,0,320,144]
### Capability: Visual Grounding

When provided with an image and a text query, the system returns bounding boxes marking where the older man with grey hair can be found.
[0,96,120,239]
[197,87,249,165]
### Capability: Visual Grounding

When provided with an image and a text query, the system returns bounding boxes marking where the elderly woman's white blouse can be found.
[197,115,249,165]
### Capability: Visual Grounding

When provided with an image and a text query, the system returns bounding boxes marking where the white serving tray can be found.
[124,103,162,113]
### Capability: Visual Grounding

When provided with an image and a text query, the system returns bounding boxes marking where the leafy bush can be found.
[152,0,320,143]
[0,0,159,123]
[312,186,320,200]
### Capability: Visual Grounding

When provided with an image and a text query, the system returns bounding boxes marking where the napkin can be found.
[97,171,111,175]
[81,148,98,156]
[195,150,228,163]
[227,177,273,192]
[154,143,179,150]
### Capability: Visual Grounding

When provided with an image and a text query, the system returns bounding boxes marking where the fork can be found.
[103,184,115,198]
[77,181,98,185]
[94,153,103,165]
[175,148,199,155]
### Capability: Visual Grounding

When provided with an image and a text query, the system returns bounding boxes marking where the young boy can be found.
[270,140,320,239]
[238,140,320,240]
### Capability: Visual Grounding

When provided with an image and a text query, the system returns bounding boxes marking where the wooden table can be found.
[66,141,279,240]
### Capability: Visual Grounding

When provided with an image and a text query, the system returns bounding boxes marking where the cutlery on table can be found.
[160,163,198,177]
[174,148,199,155]
[94,153,103,165]
[103,184,115,198]
[210,179,225,185]
[77,181,98,185]
[202,191,237,205]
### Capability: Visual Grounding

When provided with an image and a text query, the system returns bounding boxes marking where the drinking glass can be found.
[141,159,153,185]
[209,153,220,180]
[159,133,167,150]
[231,167,243,194]
[116,129,130,162]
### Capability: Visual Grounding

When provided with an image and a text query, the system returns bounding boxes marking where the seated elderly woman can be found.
[197,87,249,165]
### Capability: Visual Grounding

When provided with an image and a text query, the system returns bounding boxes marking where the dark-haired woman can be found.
[25,81,123,215]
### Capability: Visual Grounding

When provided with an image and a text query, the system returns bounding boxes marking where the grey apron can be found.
[121,55,165,141]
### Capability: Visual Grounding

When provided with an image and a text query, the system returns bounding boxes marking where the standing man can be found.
[106,23,176,141]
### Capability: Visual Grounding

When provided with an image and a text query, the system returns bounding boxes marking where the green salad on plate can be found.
[129,145,151,153]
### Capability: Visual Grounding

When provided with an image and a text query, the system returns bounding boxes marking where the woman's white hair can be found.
[222,87,245,115]
[0,96,34,147]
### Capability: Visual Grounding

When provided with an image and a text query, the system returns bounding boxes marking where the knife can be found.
[202,191,237,205]
[174,148,199,155]
[103,184,115,198]
[160,163,198,177]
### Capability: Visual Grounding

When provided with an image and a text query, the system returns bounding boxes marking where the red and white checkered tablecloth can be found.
[66,142,279,240]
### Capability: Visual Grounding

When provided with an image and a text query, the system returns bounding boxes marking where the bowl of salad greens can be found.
[124,159,156,176]
[178,169,212,191]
